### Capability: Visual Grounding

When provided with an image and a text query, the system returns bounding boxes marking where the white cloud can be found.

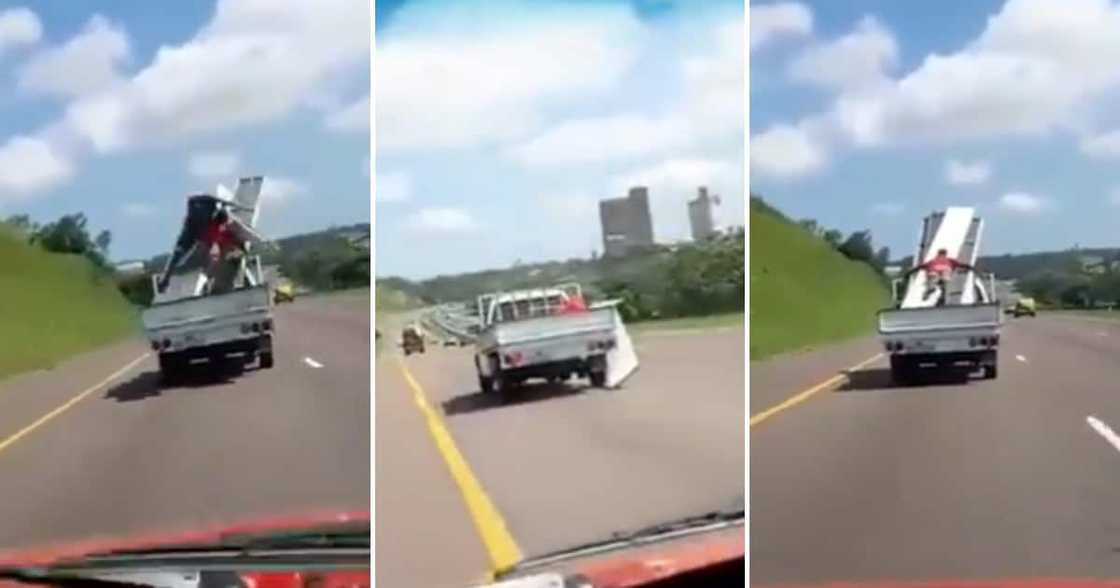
[377,171,411,204]
[750,2,812,51]
[870,202,904,216]
[750,123,827,179]
[260,176,306,204]
[945,159,992,185]
[510,15,743,168]
[0,136,72,199]
[538,191,598,221]
[325,94,369,133]
[406,207,478,233]
[0,8,41,55]
[64,0,368,153]
[760,0,1120,178]
[377,1,643,152]
[1081,128,1120,159]
[17,15,128,99]
[510,115,687,167]
[999,191,1048,214]
[121,202,155,217]
[188,150,241,179]
[1109,187,1120,206]
[788,16,897,91]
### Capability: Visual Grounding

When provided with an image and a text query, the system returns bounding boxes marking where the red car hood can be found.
[0,510,369,588]
[574,531,743,587]
[770,577,1120,582]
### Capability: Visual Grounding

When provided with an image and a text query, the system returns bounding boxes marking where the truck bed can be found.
[878,303,1002,335]
[142,286,271,353]
[477,307,616,351]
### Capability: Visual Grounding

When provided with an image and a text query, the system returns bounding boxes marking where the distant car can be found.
[401,327,425,355]
[1012,297,1036,317]
[274,283,295,303]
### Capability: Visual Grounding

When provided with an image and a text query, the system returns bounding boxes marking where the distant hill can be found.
[141,223,370,294]
[894,247,1120,281]
[380,232,744,322]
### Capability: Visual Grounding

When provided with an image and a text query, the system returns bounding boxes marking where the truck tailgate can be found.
[878,303,1002,334]
[488,307,616,347]
[142,286,271,332]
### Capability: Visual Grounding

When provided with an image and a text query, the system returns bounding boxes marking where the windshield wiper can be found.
[499,498,744,580]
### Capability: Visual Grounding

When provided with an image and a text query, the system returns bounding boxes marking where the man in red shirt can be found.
[905,248,975,305]
[560,292,587,314]
[202,209,247,291]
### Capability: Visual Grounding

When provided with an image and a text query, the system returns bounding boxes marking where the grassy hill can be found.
[0,227,136,379]
[750,199,889,359]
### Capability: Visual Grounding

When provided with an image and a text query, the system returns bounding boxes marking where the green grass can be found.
[630,312,744,333]
[749,202,889,360]
[0,229,137,379]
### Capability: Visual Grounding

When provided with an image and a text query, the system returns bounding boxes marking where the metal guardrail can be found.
[422,303,480,343]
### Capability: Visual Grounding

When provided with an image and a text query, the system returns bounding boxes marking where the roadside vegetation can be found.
[750,196,889,359]
[377,228,745,326]
[0,218,136,379]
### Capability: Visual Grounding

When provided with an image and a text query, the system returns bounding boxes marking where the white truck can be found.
[141,177,276,382]
[878,207,1003,383]
[473,284,638,397]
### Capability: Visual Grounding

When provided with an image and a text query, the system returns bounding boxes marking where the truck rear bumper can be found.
[160,335,267,361]
[894,349,995,367]
[500,357,600,382]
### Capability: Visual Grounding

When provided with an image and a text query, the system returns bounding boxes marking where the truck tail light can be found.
[587,338,617,351]
[261,319,273,332]
[161,339,171,350]
[241,323,252,334]
[504,352,523,366]
[150,340,160,351]
[251,322,261,333]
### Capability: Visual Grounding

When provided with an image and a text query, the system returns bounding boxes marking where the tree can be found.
[838,230,874,263]
[874,246,891,271]
[95,230,112,255]
[798,219,820,236]
[823,229,843,248]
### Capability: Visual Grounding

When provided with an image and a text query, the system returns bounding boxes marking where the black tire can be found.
[478,373,492,394]
[588,355,608,388]
[487,355,508,397]
[260,351,275,369]
[983,363,997,379]
[589,370,606,387]
[889,355,911,385]
[159,353,184,385]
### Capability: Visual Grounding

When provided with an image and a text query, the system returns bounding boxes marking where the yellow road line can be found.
[396,358,523,576]
[749,353,884,429]
[0,353,149,455]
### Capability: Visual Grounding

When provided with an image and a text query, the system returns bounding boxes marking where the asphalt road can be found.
[751,314,1120,585]
[376,326,744,588]
[0,295,370,553]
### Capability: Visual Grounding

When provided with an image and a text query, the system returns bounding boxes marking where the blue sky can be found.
[751,0,1120,260]
[0,0,369,261]
[375,0,744,279]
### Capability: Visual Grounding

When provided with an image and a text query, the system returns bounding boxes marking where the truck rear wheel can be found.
[259,334,274,369]
[889,355,912,385]
[159,352,185,384]
[588,355,608,388]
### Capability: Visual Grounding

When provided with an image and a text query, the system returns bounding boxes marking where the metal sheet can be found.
[605,307,639,388]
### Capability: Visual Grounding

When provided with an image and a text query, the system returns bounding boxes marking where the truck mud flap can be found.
[605,309,639,388]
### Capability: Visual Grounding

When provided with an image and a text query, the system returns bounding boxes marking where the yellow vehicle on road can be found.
[274,282,295,304]
[1012,297,1036,317]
